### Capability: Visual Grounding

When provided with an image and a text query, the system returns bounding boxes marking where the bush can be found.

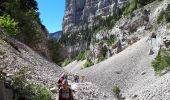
[152,48,170,74]
[76,51,86,61]
[106,35,117,46]
[123,0,138,15]
[0,15,19,36]
[63,58,72,66]
[83,59,94,68]
[98,56,106,63]
[123,0,158,15]
[12,68,53,100]
[112,85,120,95]
[157,10,170,24]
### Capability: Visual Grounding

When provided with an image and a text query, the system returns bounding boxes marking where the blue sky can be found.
[36,0,65,33]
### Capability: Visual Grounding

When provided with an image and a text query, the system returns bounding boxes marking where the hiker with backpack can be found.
[74,74,79,83]
[64,73,68,81]
[57,74,65,90]
[58,80,74,100]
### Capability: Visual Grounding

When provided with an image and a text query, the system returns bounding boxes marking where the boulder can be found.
[163,37,170,48]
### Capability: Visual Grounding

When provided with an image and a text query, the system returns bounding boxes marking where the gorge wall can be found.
[63,0,129,33]
[61,0,170,64]
[62,0,129,60]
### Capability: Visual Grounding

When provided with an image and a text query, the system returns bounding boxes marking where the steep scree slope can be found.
[0,30,64,86]
[66,36,170,100]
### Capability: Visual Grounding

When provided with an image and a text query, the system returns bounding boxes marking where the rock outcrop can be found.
[63,0,129,33]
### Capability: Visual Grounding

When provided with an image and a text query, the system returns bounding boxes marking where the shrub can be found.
[12,68,53,100]
[152,48,170,74]
[157,10,170,24]
[98,56,106,63]
[112,85,120,95]
[157,10,166,24]
[123,0,158,15]
[0,15,19,36]
[106,35,117,46]
[63,58,72,66]
[76,51,86,61]
[165,11,170,23]
[83,59,94,68]
[123,0,138,15]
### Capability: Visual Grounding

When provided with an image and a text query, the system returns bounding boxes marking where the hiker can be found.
[81,76,85,83]
[74,74,79,83]
[57,74,65,90]
[64,73,68,81]
[58,80,74,100]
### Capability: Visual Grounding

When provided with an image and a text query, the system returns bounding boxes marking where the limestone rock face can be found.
[63,0,129,33]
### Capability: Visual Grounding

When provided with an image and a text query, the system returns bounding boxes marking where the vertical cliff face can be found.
[63,0,129,33]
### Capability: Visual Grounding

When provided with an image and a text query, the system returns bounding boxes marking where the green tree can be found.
[152,49,170,74]
[48,39,64,65]
[20,0,38,11]
[0,15,19,36]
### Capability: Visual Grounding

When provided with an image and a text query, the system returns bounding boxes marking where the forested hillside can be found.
[0,0,50,58]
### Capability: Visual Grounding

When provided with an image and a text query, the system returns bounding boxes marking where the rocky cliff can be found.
[63,0,129,33]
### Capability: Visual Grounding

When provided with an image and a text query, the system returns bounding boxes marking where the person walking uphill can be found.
[74,74,79,83]
[57,73,65,90]
[58,80,74,100]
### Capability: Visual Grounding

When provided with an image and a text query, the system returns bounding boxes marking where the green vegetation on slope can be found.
[83,59,94,68]
[152,48,170,74]
[0,0,47,48]
[48,39,64,65]
[123,0,161,15]
[63,58,72,66]
[76,51,86,61]
[97,56,106,63]
[106,35,117,46]
[123,0,139,15]
[0,15,19,36]
[157,10,170,24]
[113,85,121,96]
[12,68,53,100]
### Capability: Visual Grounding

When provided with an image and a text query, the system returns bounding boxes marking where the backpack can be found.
[59,88,74,100]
